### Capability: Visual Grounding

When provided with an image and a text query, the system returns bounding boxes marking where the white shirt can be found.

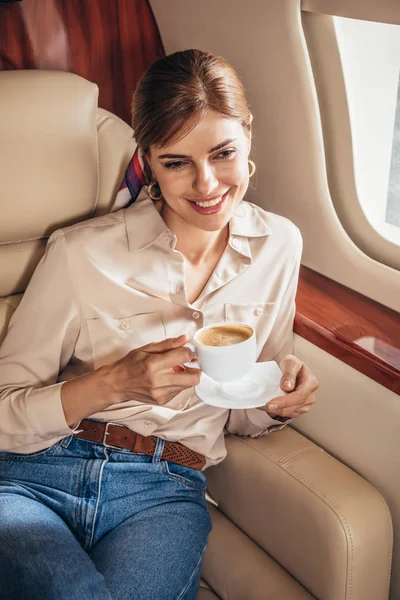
[0,191,302,469]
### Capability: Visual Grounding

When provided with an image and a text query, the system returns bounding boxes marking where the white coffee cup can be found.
[193,322,257,383]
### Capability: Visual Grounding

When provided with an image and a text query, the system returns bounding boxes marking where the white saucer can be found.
[195,361,284,409]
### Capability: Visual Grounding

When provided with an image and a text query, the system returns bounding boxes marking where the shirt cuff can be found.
[248,409,292,432]
[25,382,80,439]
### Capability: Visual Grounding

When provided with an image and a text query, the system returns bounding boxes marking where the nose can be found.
[192,162,218,197]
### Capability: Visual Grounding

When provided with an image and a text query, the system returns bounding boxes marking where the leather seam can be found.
[277,446,322,468]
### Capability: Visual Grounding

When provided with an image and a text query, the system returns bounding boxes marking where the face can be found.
[146,111,251,232]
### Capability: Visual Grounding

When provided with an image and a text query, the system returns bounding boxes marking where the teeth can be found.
[194,197,222,208]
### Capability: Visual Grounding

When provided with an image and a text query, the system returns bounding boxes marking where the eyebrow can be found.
[157,138,237,159]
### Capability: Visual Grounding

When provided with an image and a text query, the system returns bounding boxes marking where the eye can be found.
[214,148,237,160]
[164,161,188,170]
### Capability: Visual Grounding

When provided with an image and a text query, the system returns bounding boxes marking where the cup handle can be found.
[186,359,200,370]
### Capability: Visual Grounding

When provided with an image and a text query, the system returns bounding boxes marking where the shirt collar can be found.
[124,192,271,253]
[229,201,272,238]
[124,189,171,253]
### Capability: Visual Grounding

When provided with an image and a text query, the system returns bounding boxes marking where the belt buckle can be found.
[103,422,126,449]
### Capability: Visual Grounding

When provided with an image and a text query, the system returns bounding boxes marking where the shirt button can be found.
[120,321,130,330]
[192,311,200,320]
[254,307,263,316]
[143,420,153,428]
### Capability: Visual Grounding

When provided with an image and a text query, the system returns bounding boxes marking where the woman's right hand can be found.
[106,334,201,406]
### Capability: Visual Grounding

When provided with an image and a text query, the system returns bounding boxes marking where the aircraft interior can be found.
[0,1,399,599]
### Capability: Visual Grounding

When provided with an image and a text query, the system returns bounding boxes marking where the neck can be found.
[161,202,228,265]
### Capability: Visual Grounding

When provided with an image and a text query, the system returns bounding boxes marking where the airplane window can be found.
[333,16,400,247]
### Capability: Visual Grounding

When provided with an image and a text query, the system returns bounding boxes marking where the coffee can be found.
[197,324,253,347]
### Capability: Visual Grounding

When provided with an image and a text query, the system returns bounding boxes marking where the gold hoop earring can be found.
[148,180,163,201]
[248,159,256,178]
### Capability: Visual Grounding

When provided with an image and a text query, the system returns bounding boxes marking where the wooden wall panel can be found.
[295,266,400,394]
[0,0,165,124]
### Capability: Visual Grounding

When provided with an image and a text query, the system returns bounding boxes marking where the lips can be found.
[187,190,229,215]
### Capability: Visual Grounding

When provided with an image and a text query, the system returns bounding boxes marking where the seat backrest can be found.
[0,70,136,344]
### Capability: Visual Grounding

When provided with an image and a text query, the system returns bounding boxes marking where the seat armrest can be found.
[205,427,392,600]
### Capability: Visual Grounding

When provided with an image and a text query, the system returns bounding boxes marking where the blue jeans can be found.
[0,427,212,600]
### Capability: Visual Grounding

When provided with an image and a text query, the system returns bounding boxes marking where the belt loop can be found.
[60,435,73,449]
[152,437,165,463]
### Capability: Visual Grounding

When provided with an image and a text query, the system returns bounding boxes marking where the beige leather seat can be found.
[0,70,393,600]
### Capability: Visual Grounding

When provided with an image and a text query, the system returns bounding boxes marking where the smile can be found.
[193,197,223,208]
[186,190,230,215]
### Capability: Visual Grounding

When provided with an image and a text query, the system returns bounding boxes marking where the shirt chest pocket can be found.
[87,312,166,369]
[224,302,277,354]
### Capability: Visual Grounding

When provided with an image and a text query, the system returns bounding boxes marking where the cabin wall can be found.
[150,0,400,314]
[150,0,400,597]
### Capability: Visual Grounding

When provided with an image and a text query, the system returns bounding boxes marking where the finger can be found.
[270,395,317,417]
[293,365,320,394]
[171,364,201,375]
[143,335,189,354]
[146,346,196,371]
[181,365,202,375]
[276,405,308,417]
[280,358,302,392]
[266,390,315,414]
[166,371,202,388]
[267,392,301,413]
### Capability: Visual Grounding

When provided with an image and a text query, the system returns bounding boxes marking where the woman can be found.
[0,50,318,600]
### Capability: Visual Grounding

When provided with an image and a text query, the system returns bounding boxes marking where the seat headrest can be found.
[0,70,99,244]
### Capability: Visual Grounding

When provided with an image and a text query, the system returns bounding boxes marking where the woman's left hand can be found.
[257,355,319,419]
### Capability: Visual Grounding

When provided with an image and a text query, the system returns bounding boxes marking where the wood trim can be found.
[0,0,165,125]
[295,266,400,394]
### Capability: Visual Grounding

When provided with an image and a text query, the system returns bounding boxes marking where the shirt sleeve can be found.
[0,230,81,451]
[224,226,302,438]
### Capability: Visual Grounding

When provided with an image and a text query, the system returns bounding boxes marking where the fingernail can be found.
[269,403,279,410]
[283,380,293,389]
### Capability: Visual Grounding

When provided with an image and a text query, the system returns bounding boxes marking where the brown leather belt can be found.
[73,419,206,470]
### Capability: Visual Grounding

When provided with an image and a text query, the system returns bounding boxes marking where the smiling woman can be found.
[132,50,253,231]
[0,49,318,600]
